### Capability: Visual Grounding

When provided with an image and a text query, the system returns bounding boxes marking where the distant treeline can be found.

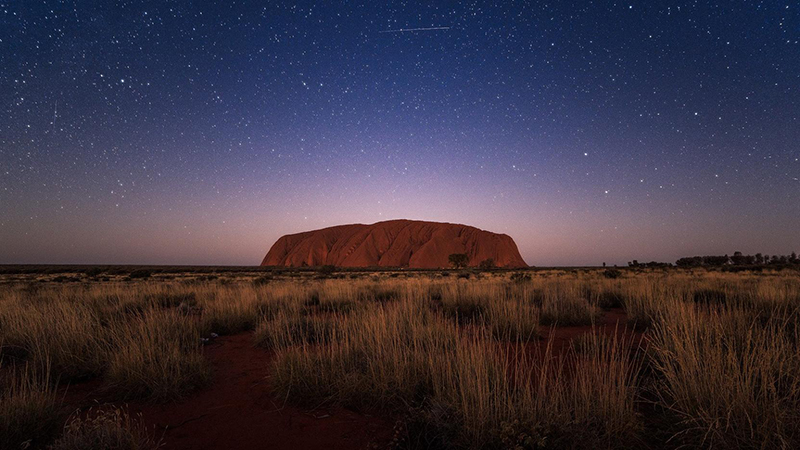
[676,251,799,267]
[626,260,672,268]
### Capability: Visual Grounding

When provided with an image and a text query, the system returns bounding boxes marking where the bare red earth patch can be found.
[498,308,644,378]
[537,307,643,356]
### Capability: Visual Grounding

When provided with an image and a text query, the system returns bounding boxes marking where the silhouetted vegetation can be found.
[448,253,469,269]
[252,275,272,286]
[317,265,337,275]
[478,258,496,270]
[676,250,800,267]
[627,260,672,268]
[127,269,152,279]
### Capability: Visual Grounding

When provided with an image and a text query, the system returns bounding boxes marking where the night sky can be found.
[1,1,798,266]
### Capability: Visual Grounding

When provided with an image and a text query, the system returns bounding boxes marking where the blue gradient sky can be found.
[1,1,798,266]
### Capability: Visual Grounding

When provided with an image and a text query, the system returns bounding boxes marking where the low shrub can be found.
[252,276,272,286]
[128,269,152,280]
[602,269,622,279]
[596,291,625,309]
[318,265,337,276]
[510,272,532,283]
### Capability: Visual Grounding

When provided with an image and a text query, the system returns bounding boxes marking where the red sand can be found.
[63,334,392,450]
[261,219,528,268]
[537,307,643,355]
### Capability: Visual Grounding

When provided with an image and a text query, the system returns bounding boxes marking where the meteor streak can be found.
[379,26,450,33]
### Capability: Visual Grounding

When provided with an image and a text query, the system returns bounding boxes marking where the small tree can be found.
[731,251,745,265]
[448,253,469,269]
[478,258,496,270]
[318,265,336,275]
[128,269,152,279]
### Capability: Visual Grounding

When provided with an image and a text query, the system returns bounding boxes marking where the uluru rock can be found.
[261,219,528,269]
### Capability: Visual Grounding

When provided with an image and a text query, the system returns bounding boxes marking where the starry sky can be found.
[1,1,798,266]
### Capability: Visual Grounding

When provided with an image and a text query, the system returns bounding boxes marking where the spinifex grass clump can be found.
[269,300,497,441]
[303,281,363,314]
[358,284,402,303]
[0,364,63,449]
[483,298,540,341]
[437,287,487,325]
[433,281,539,341]
[506,331,642,449]
[650,303,800,448]
[580,279,627,309]
[199,286,261,335]
[0,296,107,381]
[538,281,599,326]
[48,408,161,450]
[619,277,681,330]
[105,310,210,401]
[254,309,342,349]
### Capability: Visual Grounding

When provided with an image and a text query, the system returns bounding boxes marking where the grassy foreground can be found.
[1,267,799,449]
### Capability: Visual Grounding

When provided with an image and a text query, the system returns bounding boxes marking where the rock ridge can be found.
[261,219,527,269]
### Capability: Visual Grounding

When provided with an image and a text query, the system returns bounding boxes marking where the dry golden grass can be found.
[0,363,63,450]
[537,280,601,326]
[436,281,540,340]
[651,304,800,448]
[268,295,640,448]
[1,268,799,448]
[49,408,161,450]
[0,285,211,402]
[105,309,209,401]
[0,296,107,381]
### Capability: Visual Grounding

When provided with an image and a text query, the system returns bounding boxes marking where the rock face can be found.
[261,219,527,269]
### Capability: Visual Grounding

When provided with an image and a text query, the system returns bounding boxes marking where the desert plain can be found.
[2,265,799,449]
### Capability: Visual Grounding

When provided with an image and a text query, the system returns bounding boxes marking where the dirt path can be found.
[139,334,392,449]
